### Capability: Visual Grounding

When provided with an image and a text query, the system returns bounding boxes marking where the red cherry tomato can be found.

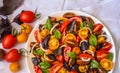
[79,53,95,60]
[20,11,34,23]
[50,62,63,73]
[70,16,82,22]
[64,46,72,62]
[2,34,17,49]
[70,70,78,73]
[96,50,109,61]
[34,30,42,43]
[56,55,64,62]
[101,42,112,51]
[93,23,103,32]
[34,66,42,73]
[5,49,21,62]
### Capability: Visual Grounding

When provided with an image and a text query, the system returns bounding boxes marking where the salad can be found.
[29,12,114,73]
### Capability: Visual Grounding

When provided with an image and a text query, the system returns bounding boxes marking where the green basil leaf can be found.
[42,69,50,73]
[80,21,86,29]
[45,18,53,30]
[108,53,114,61]
[89,34,97,46]
[39,62,51,69]
[90,60,100,68]
[54,30,61,39]
[33,49,44,56]
[88,19,94,30]
[67,52,76,58]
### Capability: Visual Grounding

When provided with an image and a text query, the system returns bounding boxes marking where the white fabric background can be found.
[0,0,120,73]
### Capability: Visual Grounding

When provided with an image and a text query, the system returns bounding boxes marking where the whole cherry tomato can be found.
[5,49,21,62]
[20,11,35,23]
[2,34,17,49]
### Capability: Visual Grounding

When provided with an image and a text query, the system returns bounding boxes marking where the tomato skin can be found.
[20,11,34,23]
[50,62,63,73]
[79,53,95,60]
[2,34,17,49]
[64,46,72,62]
[56,55,64,62]
[5,49,21,62]
[101,42,112,51]
[93,24,103,32]
[34,30,42,43]
[34,65,42,73]
[70,16,82,22]
[96,50,109,61]
[70,70,78,73]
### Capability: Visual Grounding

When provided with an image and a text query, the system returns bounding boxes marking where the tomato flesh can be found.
[64,46,72,62]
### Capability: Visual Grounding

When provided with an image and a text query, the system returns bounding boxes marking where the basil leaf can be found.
[88,19,94,30]
[45,18,53,30]
[89,34,97,46]
[108,53,114,61]
[42,69,50,73]
[38,62,51,69]
[67,52,76,58]
[33,49,44,56]
[54,30,61,39]
[90,60,100,68]
[80,21,86,29]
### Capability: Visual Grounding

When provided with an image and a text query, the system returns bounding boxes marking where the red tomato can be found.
[79,53,95,60]
[64,46,72,62]
[96,50,109,61]
[70,70,78,73]
[93,24,103,32]
[50,62,63,73]
[70,16,82,22]
[5,49,21,62]
[20,11,34,23]
[34,66,42,73]
[76,35,81,43]
[56,55,64,62]
[2,34,17,49]
[34,30,42,43]
[101,42,112,51]
[60,19,72,32]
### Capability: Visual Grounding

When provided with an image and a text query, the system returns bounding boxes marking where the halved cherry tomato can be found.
[34,65,42,73]
[93,24,103,32]
[50,62,63,73]
[101,42,112,51]
[56,55,64,62]
[79,53,95,60]
[34,30,42,43]
[76,35,81,43]
[61,29,67,45]
[64,46,72,62]
[96,50,109,61]
[60,19,72,32]
[20,11,35,23]
[70,70,78,73]
[70,16,82,22]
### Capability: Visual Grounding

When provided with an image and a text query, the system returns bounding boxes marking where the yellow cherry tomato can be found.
[65,33,76,42]
[58,67,68,73]
[40,29,50,39]
[88,45,96,53]
[10,62,20,72]
[17,33,28,43]
[48,38,59,51]
[21,23,32,34]
[78,27,89,39]
[100,59,113,71]
[97,36,106,44]
[56,17,68,22]
[78,65,89,72]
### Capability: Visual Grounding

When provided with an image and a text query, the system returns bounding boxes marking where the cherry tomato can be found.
[20,11,34,23]
[79,53,95,60]
[60,19,72,32]
[5,49,21,62]
[50,62,63,73]
[64,46,72,62]
[2,34,17,49]
[101,42,112,51]
[56,55,64,62]
[70,16,82,22]
[17,33,28,43]
[93,24,103,32]
[21,23,32,34]
[34,30,42,43]
[10,62,20,72]
[34,65,42,73]
[70,70,78,73]
[96,50,109,61]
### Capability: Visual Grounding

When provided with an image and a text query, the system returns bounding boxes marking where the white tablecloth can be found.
[0,0,120,73]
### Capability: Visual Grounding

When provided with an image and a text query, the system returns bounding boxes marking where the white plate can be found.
[25,10,116,73]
